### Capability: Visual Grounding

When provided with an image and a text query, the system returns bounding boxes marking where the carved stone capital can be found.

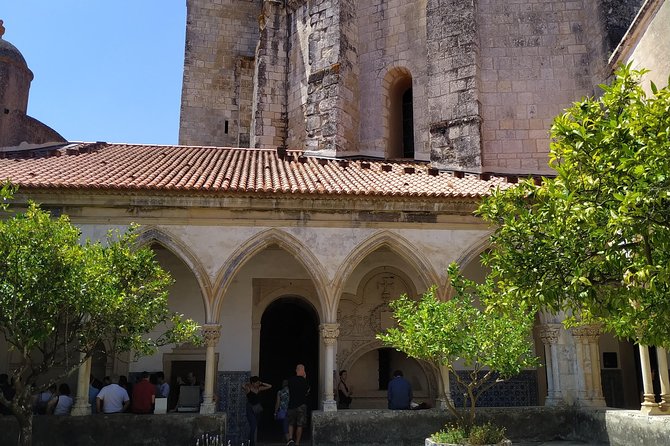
[538,324,561,345]
[320,323,340,345]
[202,324,222,347]
[570,324,601,343]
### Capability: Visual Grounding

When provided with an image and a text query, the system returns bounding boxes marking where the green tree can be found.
[377,263,538,432]
[478,65,670,348]
[0,202,201,446]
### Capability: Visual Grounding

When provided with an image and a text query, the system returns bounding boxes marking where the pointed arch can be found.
[338,339,438,404]
[135,226,213,320]
[442,233,492,297]
[211,228,330,322]
[331,230,440,314]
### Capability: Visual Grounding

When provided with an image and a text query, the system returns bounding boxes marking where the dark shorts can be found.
[287,404,307,427]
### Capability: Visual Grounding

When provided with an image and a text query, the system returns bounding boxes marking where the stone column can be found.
[657,347,670,411]
[320,323,339,412]
[426,0,483,171]
[539,324,563,406]
[71,354,92,416]
[571,325,605,407]
[250,0,288,149]
[201,324,221,414]
[639,344,661,415]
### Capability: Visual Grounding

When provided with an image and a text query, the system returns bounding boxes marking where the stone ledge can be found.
[311,407,670,446]
[0,413,226,446]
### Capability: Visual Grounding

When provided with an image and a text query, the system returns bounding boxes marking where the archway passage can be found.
[258,297,320,440]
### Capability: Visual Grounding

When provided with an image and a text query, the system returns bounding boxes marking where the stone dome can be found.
[0,20,31,73]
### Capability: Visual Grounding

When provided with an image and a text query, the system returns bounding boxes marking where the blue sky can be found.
[3,2,186,145]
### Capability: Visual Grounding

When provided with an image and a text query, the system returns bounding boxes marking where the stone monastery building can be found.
[1,0,669,440]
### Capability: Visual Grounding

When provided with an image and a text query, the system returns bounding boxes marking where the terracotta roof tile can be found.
[0,143,513,198]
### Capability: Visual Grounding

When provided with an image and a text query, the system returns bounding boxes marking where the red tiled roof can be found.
[0,143,513,198]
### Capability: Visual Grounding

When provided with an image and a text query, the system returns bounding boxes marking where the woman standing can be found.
[243,376,272,446]
[274,379,290,442]
[337,370,353,409]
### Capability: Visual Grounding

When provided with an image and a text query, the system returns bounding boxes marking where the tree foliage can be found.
[377,263,537,430]
[0,201,201,446]
[479,65,670,348]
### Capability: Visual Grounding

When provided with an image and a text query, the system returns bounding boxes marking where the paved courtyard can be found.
[254,441,606,446]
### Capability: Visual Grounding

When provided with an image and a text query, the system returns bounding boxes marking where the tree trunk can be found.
[15,408,33,446]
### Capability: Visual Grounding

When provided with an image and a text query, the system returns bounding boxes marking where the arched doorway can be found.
[258,296,320,439]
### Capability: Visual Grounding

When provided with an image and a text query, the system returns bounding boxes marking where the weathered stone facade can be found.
[179,0,640,174]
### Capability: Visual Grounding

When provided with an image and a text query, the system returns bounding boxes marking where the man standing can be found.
[387,369,412,410]
[286,364,310,446]
[131,371,156,414]
[156,372,170,399]
[96,374,130,414]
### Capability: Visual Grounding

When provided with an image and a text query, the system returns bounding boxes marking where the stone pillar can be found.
[250,0,289,149]
[201,324,221,414]
[639,344,662,415]
[657,347,670,411]
[426,0,482,171]
[538,324,563,405]
[302,0,360,156]
[320,323,339,412]
[71,355,92,416]
[571,325,605,407]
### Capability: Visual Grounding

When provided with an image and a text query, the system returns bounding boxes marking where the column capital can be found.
[570,324,601,342]
[538,324,561,345]
[319,323,340,345]
[202,324,222,347]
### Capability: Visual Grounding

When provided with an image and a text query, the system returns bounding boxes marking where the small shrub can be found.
[430,425,466,444]
[467,422,506,445]
[430,422,508,445]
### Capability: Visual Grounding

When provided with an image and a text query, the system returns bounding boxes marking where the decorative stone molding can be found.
[202,324,222,347]
[570,324,601,342]
[538,324,561,345]
[320,323,340,345]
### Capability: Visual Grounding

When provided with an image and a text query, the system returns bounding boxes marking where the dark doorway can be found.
[169,360,205,411]
[257,296,319,441]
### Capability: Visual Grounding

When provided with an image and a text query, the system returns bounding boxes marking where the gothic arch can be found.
[441,233,492,296]
[211,228,330,322]
[252,283,324,326]
[338,339,438,401]
[331,230,440,315]
[135,226,213,320]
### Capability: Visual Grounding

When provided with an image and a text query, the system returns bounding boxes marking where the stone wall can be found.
[0,413,226,446]
[477,0,608,175]
[179,0,643,174]
[311,407,587,446]
[312,407,670,446]
[179,0,261,147]
[357,0,429,160]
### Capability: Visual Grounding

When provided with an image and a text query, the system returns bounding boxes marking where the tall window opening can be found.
[387,70,414,159]
[401,88,414,158]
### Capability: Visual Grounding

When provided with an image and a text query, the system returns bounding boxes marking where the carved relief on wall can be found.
[338,268,412,340]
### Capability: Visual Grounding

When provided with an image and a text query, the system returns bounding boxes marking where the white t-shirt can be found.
[96,384,129,413]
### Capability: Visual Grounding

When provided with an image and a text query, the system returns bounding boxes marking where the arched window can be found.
[387,69,414,159]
